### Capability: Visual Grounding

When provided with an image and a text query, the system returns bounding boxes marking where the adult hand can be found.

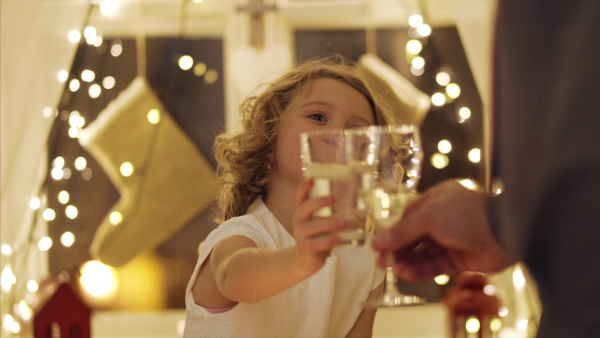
[371,179,516,282]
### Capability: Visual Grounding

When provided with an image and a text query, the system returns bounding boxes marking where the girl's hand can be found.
[292,178,346,275]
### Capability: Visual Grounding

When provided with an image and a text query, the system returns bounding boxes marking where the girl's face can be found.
[270,77,375,191]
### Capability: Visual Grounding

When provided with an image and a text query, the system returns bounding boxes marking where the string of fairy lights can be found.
[403,11,481,181]
[1,1,527,336]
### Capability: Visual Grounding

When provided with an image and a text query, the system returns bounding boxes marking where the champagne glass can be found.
[362,125,425,307]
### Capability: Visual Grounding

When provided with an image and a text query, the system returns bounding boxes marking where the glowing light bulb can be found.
[468,148,481,163]
[431,153,449,169]
[38,237,53,251]
[408,14,423,28]
[179,55,194,70]
[120,162,134,177]
[431,92,446,106]
[58,191,70,204]
[436,72,450,86]
[434,274,450,285]
[405,39,423,55]
[148,109,161,124]
[80,260,117,297]
[204,69,219,84]
[437,139,452,154]
[61,232,76,247]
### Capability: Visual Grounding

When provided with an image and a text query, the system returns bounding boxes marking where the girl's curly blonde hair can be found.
[212,55,389,225]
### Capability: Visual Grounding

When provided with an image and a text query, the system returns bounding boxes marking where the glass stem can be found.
[383,251,398,292]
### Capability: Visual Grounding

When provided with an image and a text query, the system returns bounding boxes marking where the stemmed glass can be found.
[362,125,426,307]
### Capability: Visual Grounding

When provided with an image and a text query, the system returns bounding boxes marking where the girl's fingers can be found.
[294,218,345,239]
[294,195,335,222]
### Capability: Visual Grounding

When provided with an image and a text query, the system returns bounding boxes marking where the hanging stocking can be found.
[357,54,431,126]
[79,76,217,267]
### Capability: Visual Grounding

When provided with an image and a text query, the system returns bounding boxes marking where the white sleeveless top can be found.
[183,198,384,337]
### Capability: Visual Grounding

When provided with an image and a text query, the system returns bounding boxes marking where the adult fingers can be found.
[371,210,429,253]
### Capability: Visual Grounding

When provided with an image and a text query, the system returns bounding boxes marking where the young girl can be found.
[184,56,388,337]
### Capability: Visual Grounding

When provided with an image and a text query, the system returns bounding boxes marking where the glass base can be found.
[367,291,426,308]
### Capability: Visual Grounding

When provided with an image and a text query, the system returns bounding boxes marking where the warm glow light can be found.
[43,107,56,118]
[517,319,529,331]
[110,211,123,226]
[58,190,70,204]
[81,69,95,82]
[431,92,446,106]
[99,0,120,16]
[51,167,64,180]
[458,179,476,190]
[120,162,134,177]
[65,205,78,219]
[437,139,452,154]
[405,39,423,55]
[1,266,16,292]
[74,157,87,171]
[483,284,496,295]
[53,156,65,168]
[204,69,219,84]
[408,14,423,28]
[1,244,11,256]
[490,318,502,332]
[411,56,425,70]
[416,24,432,37]
[148,109,161,124]
[42,208,56,221]
[458,107,471,121]
[58,70,69,82]
[84,26,97,45]
[61,232,76,247]
[94,35,104,47]
[18,300,33,321]
[69,112,85,128]
[69,127,81,139]
[103,76,116,89]
[465,317,481,333]
[431,153,449,169]
[111,42,123,57]
[80,260,117,297]
[27,280,39,292]
[193,62,207,76]
[69,79,80,92]
[3,314,20,334]
[29,197,41,210]
[513,265,526,288]
[68,30,81,43]
[468,148,481,163]
[434,274,450,285]
[89,84,102,98]
[446,83,461,99]
[179,55,194,70]
[411,66,424,76]
[38,237,53,251]
[436,72,450,86]
[498,306,509,317]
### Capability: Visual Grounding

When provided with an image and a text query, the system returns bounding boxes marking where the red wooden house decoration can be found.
[31,272,92,338]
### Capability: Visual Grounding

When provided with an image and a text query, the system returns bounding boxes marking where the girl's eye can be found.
[308,113,326,122]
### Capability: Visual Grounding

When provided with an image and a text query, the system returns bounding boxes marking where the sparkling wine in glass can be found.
[363,124,426,307]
